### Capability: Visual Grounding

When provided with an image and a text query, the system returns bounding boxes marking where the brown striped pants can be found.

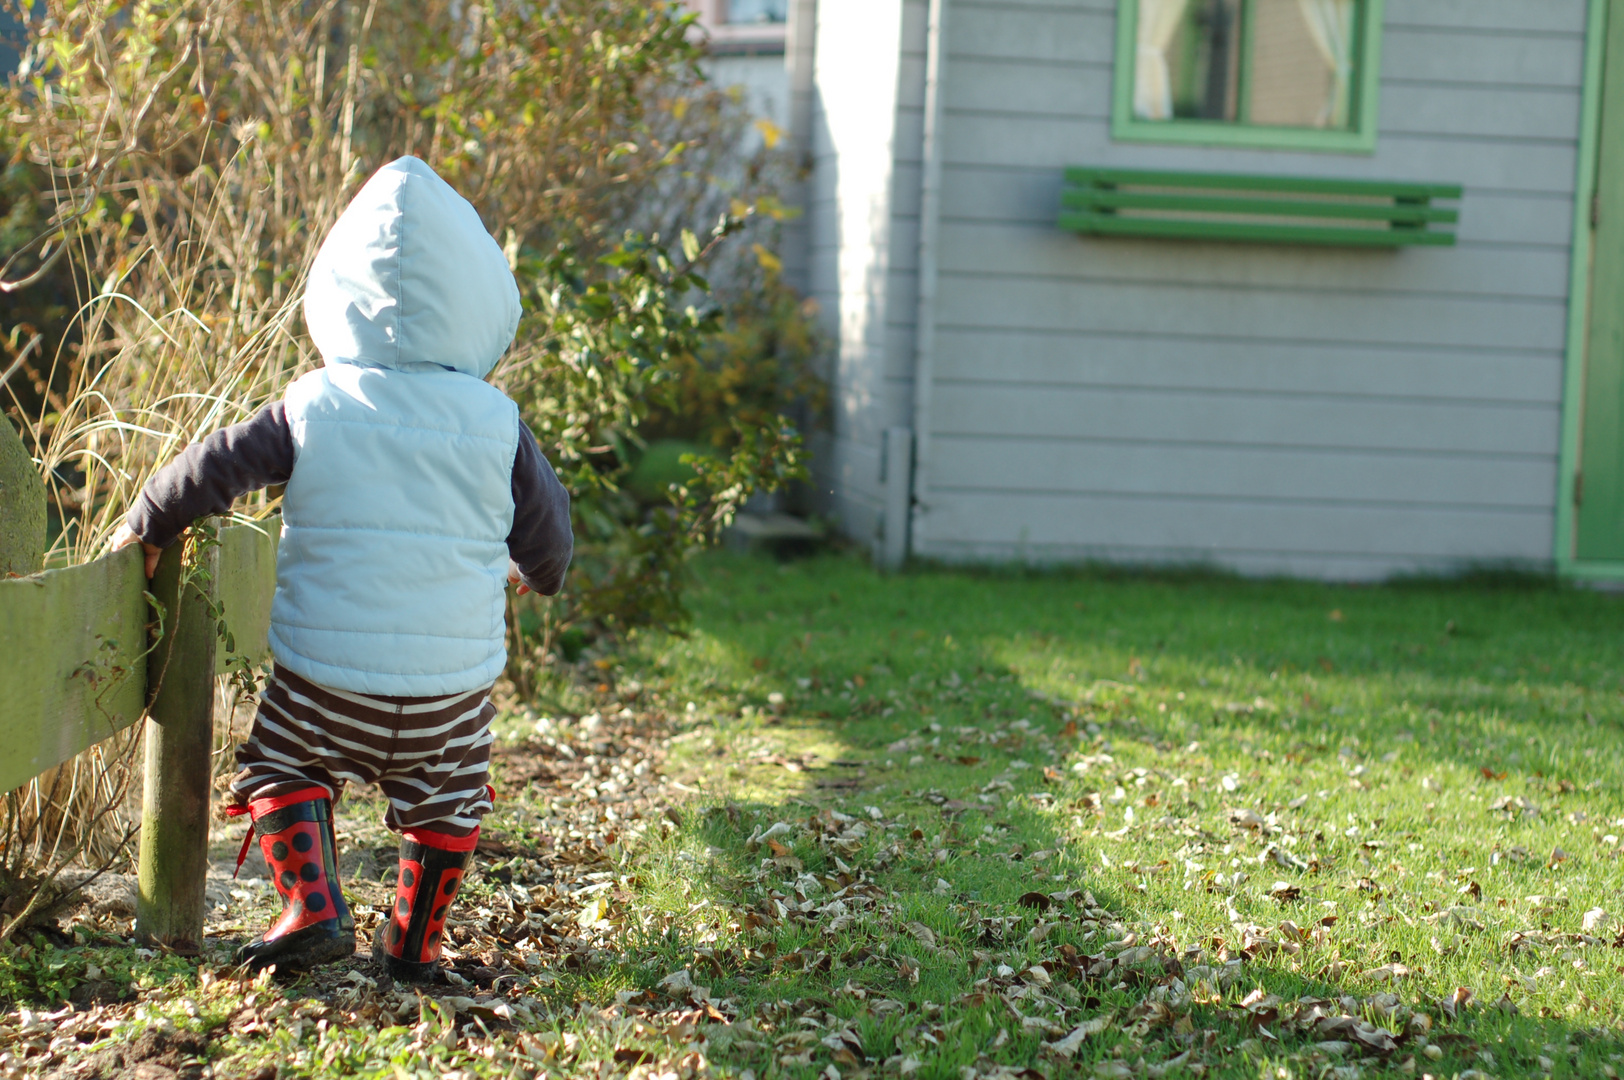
[230,665,496,836]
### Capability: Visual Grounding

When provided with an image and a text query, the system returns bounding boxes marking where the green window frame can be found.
[1110,0,1385,154]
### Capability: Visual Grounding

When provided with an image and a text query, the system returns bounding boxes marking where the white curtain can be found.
[1296,0,1356,128]
[1134,0,1193,121]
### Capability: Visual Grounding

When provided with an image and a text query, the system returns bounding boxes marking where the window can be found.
[1112,0,1383,152]
[725,0,788,24]
[686,0,788,55]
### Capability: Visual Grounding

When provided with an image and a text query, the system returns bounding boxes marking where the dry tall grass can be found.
[0,0,776,930]
[1,4,343,935]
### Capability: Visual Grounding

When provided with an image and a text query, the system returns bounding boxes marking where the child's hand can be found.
[110,523,163,579]
[507,560,533,596]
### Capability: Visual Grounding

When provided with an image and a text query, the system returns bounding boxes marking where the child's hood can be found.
[302,156,521,380]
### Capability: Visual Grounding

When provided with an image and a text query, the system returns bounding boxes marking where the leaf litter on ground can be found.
[11,552,1624,1079]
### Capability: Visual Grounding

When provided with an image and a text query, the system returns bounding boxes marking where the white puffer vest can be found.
[267,156,524,696]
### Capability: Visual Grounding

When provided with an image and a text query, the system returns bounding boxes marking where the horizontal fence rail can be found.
[0,505,279,948]
[0,547,150,794]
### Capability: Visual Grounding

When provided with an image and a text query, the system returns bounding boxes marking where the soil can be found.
[50,1027,209,1080]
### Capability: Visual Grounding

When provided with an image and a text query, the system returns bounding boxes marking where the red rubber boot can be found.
[233,787,355,971]
[374,825,476,981]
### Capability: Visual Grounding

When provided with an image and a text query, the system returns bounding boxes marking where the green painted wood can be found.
[1554,0,1610,573]
[0,505,280,943]
[1577,0,1624,561]
[0,418,45,577]
[136,539,219,950]
[1235,0,1257,126]
[213,519,279,672]
[1062,168,1463,200]
[0,546,149,795]
[0,517,280,797]
[1062,190,1458,224]
[1058,168,1462,247]
[1057,212,1454,247]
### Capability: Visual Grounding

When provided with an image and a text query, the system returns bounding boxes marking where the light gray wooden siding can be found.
[901,0,1586,577]
[804,0,931,544]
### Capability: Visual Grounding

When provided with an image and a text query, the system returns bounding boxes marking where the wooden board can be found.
[1058,213,1455,247]
[1063,168,1462,200]
[1058,172,1468,246]
[1576,0,1624,559]
[900,0,930,56]
[1389,0,1587,34]
[1381,83,1583,141]
[0,518,279,796]
[952,0,1115,12]
[931,327,1564,405]
[136,539,218,949]
[0,547,150,795]
[938,222,1574,299]
[948,5,1116,65]
[938,165,1576,247]
[927,381,1559,456]
[0,419,45,576]
[213,519,280,672]
[893,107,927,168]
[815,433,885,546]
[1383,27,1585,88]
[948,64,1581,141]
[930,435,1557,510]
[942,116,1581,194]
[949,0,1581,32]
[934,274,1567,352]
[945,4,1584,77]
[916,538,1524,582]
[915,490,1553,562]
[945,58,1113,120]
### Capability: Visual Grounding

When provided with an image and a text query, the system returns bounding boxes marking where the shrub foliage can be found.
[1,0,811,631]
[0,0,816,907]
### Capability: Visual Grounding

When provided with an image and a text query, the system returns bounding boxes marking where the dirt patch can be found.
[50,1027,210,1080]
[67,979,134,1008]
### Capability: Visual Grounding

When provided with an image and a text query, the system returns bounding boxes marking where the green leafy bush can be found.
[640,252,828,459]
[1,0,816,625]
[494,228,807,663]
[0,0,818,896]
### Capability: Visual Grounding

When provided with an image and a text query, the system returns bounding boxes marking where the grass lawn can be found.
[5,550,1624,1080]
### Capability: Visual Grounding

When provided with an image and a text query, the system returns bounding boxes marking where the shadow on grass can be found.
[619,551,1624,1079]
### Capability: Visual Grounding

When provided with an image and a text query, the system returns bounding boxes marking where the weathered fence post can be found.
[135,535,219,949]
[0,417,45,576]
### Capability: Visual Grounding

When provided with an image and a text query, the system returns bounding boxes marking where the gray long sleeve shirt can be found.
[128,403,573,595]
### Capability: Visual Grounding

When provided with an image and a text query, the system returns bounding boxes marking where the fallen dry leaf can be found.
[904,921,937,949]
[1047,1013,1113,1058]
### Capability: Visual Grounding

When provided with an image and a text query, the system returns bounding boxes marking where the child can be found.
[111,156,573,979]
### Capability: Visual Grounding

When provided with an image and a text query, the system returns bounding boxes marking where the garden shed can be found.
[778,0,1624,580]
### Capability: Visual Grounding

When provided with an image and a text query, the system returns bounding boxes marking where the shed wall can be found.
[886,0,1589,577]
[805,0,929,545]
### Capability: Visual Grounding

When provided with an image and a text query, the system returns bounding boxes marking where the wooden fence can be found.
[1,421,277,948]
